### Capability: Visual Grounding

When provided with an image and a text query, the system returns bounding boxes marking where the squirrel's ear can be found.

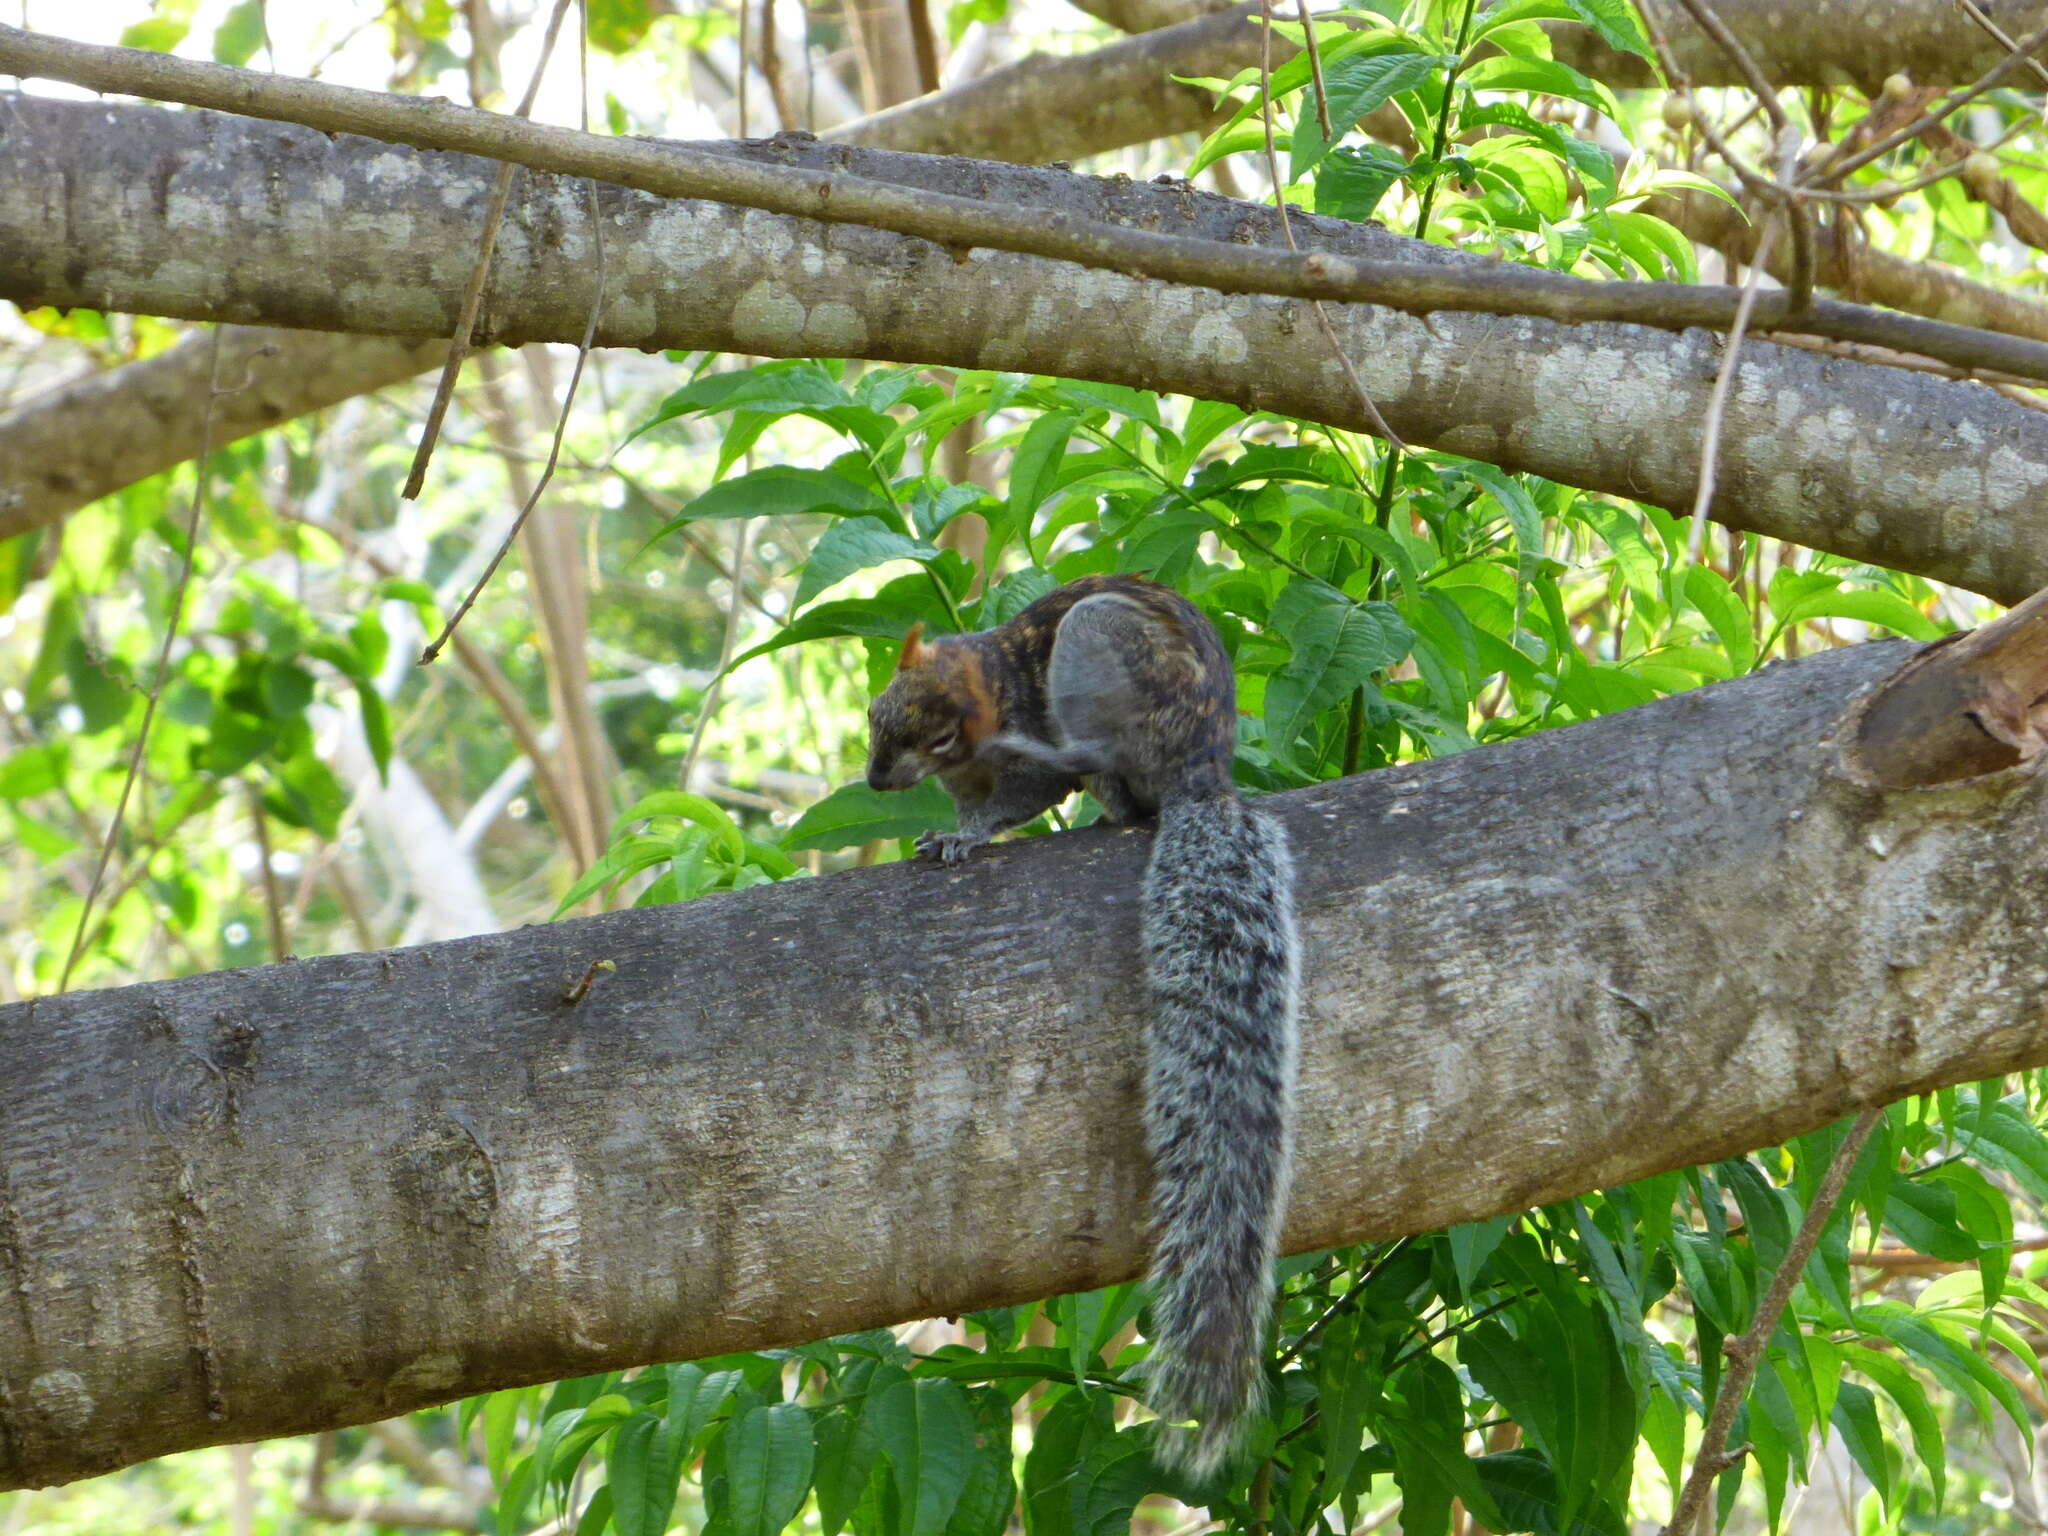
[897,622,929,672]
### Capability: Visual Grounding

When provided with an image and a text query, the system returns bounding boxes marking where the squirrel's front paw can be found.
[915,831,985,865]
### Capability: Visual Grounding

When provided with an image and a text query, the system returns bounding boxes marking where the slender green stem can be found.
[1343,0,1480,773]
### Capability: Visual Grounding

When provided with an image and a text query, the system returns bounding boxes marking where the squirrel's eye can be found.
[930,729,959,754]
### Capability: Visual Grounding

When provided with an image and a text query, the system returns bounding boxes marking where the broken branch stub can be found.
[1838,586,2048,788]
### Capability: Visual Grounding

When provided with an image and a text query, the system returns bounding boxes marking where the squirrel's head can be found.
[864,624,993,791]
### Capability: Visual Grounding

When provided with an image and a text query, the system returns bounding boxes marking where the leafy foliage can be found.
[8,0,2048,1531]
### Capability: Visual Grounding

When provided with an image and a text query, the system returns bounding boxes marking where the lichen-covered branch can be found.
[7,97,2048,603]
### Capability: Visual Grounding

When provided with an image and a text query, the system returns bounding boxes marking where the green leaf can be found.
[1853,1302,2029,1434]
[943,1388,1019,1536]
[1561,0,1652,58]
[62,636,132,734]
[868,1379,977,1536]
[782,778,957,853]
[1039,378,1164,431]
[1022,1390,1111,1536]
[1265,579,1413,766]
[1595,211,1698,281]
[629,360,853,443]
[646,465,888,544]
[1315,1309,1376,1497]
[1472,1449,1628,1536]
[1717,1157,1792,1275]
[1447,1216,1511,1300]
[1848,1347,1945,1507]
[1291,48,1443,179]
[1459,462,1545,594]
[1012,412,1081,559]
[1682,566,1756,672]
[616,791,747,862]
[119,17,191,50]
[1459,53,1622,124]
[1475,0,1649,60]
[795,517,943,609]
[1927,1162,2013,1306]
[1071,1426,1158,1536]
[1465,138,1570,221]
[725,1402,816,1536]
[911,482,996,542]
[1314,143,1412,222]
[977,568,1059,628]
[1830,1382,1894,1510]
[1881,1175,1978,1262]
[355,684,392,784]
[1383,1358,1503,1536]
[210,6,268,70]
[812,1407,877,1536]
[666,1364,745,1454]
[610,1412,686,1536]
[1960,1097,2048,1204]
[0,743,64,802]
[1116,508,1213,587]
[1778,585,1942,641]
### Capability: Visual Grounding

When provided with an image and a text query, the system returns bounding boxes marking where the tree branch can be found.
[6,31,2048,387]
[7,96,2048,606]
[8,625,2048,1487]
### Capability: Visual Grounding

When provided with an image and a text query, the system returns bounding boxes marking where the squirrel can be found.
[864,572,1300,1476]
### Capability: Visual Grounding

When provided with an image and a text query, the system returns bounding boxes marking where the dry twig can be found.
[1687,217,1779,560]
[401,0,576,503]
[57,329,226,993]
[1658,1106,1886,1536]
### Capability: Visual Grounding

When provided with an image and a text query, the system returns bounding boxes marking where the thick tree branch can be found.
[13,7,2048,544]
[823,2,1258,158]
[6,33,2048,387]
[6,97,2048,605]
[1065,0,2048,89]
[0,330,448,538]
[7,626,2048,1489]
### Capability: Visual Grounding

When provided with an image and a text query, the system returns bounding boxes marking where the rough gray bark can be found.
[1060,0,2048,89]
[0,329,448,538]
[823,3,1255,159]
[7,630,2048,1490]
[4,96,2048,604]
[1556,0,2048,90]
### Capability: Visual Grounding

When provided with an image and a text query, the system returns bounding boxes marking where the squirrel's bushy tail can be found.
[1140,794,1300,1478]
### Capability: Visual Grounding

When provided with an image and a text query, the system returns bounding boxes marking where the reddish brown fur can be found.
[866,574,1237,801]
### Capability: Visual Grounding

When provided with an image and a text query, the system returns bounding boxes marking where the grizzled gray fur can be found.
[865,574,1301,1476]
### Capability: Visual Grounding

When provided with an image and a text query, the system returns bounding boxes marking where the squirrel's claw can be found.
[915,830,985,865]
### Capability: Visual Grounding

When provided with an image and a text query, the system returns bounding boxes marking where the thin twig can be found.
[1670,0,1789,140]
[400,0,575,503]
[1293,0,1330,140]
[738,0,751,136]
[1662,0,1813,310]
[758,0,801,131]
[247,783,288,960]
[1954,0,2048,92]
[1251,0,1404,451]
[1828,18,2048,182]
[678,519,756,791]
[58,328,225,993]
[420,167,611,664]
[1687,216,1780,561]
[905,0,942,97]
[1658,1105,1886,1536]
